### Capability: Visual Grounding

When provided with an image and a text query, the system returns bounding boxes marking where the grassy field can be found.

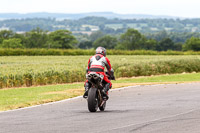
[1,55,200,88]
[0,72,200,111]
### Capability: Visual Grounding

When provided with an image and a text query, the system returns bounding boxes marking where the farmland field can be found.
[1,55,200,89]
[105,23,148,30]
[105,24,123,30]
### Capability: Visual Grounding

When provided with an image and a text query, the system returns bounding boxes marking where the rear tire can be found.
[88,88,98,112]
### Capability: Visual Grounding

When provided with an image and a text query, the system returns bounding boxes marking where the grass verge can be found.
[0,72,200,111]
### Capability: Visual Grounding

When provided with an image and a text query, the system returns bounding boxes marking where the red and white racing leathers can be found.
[86,54,112,87]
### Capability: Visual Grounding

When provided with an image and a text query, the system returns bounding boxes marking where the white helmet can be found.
[96,47,106,57]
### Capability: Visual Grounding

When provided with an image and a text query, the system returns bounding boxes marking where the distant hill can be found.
[0,12,180,20]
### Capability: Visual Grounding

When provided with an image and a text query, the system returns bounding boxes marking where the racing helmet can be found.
[96,47,106,57]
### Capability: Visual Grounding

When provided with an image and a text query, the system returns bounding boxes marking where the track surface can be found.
[1,83,200,133]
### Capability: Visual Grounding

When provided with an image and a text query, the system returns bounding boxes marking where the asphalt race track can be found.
[1,83,200,133]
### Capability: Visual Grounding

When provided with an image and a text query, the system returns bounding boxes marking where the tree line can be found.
[0,28,77,49]
[0,28,200,51]
[1,17,200,33]
[75,29,200,51]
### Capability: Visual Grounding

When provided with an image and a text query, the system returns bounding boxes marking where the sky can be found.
[0,0,200,18]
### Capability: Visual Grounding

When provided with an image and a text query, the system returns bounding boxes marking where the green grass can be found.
[0,72,200,111]
[0,83,84,111]
[115,72,200,83]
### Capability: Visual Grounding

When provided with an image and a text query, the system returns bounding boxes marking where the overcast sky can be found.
[0,0,200,18]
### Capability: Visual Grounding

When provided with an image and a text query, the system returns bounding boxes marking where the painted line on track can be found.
[0,96,82,114]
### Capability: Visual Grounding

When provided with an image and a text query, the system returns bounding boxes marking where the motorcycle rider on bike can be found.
[83,47,114,99]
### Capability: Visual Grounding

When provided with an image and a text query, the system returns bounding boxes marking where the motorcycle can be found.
[86,71,115,112]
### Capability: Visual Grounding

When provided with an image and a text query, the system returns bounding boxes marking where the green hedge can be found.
[1,49,200,56]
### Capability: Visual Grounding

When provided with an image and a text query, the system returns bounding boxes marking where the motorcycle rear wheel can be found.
[88,88,98,112]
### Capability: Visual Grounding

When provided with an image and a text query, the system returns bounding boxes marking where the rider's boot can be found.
[102,83,111,100]
[83,82,90,98]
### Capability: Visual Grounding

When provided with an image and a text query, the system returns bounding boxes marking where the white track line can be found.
[104,108,199,132]
[0,96,82,113]
[0,83,197,113]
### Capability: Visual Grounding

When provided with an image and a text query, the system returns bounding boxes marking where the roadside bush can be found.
[1,49,200,56]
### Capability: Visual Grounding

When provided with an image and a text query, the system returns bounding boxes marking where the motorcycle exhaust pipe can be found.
[93,74,99,80]
[100,100,106,107]
[87,74,92,80]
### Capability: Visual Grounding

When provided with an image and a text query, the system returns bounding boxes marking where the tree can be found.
[0,38,23,48]
[93,35,118,49]
[48,30,78,49]
[174,43,183,51]
[122,23,127,28]
[13,33,26,46]
[24,27,48,48]
[116,28,146,50]
[0,30,14,44]
[143,39,157,50]
[183,37,200,51]
[102,27,115,34]
[79,41,93,49]
[89,31,104,42]
[99,24,105,30]
[156,38,175,51]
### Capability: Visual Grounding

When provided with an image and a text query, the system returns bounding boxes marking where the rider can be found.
[83,47,114,99]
